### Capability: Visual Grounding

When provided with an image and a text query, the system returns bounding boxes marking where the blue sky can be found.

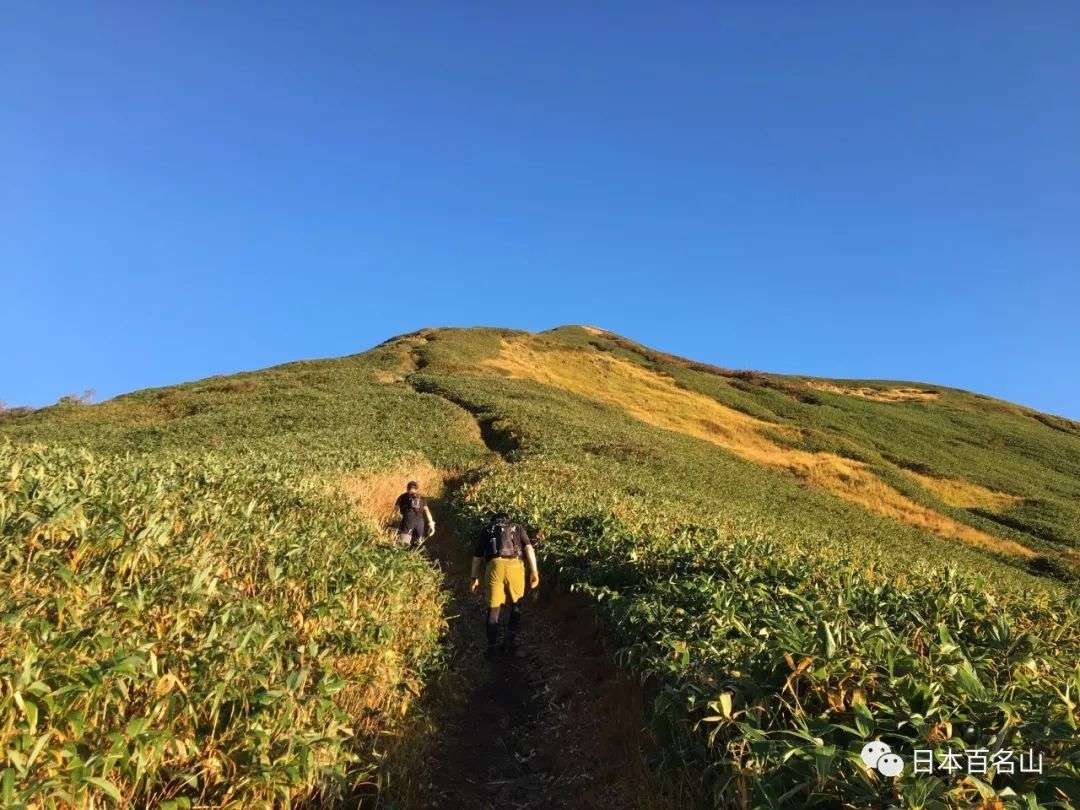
[3,3,1079,417]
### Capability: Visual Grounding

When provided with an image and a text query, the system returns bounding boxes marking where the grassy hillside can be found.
[0,342,490,807]
[2,326,1078,808]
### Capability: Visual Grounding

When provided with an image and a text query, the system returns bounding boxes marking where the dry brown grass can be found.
[907,471,1023,512]
[373,369,403,384]
[484,339,1035,559]
[328,460,450,763]
[803,380,940,402]
[336,460,446,535]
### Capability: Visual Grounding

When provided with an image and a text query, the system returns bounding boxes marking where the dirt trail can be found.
[377,357,684,808]
[410,489,676,810]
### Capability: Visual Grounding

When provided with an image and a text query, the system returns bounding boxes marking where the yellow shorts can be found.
[484,558,525,608]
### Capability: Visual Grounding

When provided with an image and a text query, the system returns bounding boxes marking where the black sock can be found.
[486,607,501,647]
[506,603,521,644]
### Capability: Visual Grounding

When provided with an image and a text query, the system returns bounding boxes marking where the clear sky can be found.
[4,3,1079,417]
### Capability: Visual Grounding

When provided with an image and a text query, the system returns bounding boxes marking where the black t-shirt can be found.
[474,521,531,561]
[396,492,426,518]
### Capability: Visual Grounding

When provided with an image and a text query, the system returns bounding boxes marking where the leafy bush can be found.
[459,462,1080,808]
[0,443,444,807]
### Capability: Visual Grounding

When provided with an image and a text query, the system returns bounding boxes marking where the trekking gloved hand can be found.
[529,571,540,589]
[469,577,479,592]
[427,523,436,538]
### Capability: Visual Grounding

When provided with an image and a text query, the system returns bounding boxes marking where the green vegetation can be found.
[1,345,487,808]
[459,462,1079,808]
[558,327,1080,566]
[3,325,1078,808]
[1,444,441,807]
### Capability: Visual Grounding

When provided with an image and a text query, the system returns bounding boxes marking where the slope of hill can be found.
[2,326,1078,808]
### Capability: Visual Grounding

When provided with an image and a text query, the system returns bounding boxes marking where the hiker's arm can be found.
[424,505,436,536]
[524,544,539,589]
[469,556,483,591]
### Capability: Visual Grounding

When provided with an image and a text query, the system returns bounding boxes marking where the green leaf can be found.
[710,691,733,720]
[7,749,26,776]
[954,663,988,700]
[23,698,37,734]
[25,732,52,771]
[818,622,837,659]
[84,776,123,803]
[853,702,874,738]
[2,769,14,805]
[813,745,837,780]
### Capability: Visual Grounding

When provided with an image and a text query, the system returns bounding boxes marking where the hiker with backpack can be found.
[395,480,435,548]
[469,513,540,657]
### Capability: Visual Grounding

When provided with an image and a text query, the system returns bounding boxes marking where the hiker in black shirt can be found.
[469,513,540,657]
[395,480,435,548]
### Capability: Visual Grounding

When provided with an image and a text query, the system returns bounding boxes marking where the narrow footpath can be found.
[409,488,675,810]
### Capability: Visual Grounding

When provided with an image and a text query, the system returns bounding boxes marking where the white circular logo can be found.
[877,753,904,777]
[860,741,891,769]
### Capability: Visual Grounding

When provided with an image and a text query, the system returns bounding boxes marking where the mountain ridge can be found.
[5,324,1079,581]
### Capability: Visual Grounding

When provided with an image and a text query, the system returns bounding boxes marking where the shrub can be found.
[0,443,444,808]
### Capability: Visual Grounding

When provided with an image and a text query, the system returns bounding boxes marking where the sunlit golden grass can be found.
[372,369,403,384]
[907,470,1023,511]
[484,339,1035,559]
[331,461,450,738]
[336,461,446,535]
[802,380,940,402]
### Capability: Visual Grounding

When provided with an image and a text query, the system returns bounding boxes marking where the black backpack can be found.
[482,519,521,559]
